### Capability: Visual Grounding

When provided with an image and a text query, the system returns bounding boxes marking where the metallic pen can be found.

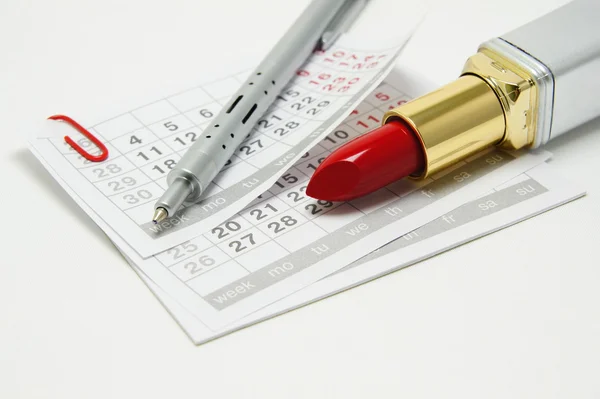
[152,0,367,223]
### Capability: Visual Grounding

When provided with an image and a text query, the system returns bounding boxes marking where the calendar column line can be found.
[124,109,148,132]
[270,235,295,256]
[98,103,178,227]
[165,260,228,292]
[383,186,403,199]
[48,138,137,186]
[268,216,312,243]
[163,96,204,130]
[46,137,155,228]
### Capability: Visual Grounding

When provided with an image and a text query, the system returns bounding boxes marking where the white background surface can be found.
[1,0,599,398]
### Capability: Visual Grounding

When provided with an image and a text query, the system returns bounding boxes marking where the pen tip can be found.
[152,207,168,224]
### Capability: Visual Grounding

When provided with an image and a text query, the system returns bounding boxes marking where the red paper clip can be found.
[48,114,109,162]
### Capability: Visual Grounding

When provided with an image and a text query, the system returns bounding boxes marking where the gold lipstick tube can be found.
[383,0,600,179]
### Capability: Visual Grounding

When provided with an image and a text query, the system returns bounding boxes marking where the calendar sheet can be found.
[31,62,553,329]
[37,145,583,343]
[127,149,550,330]
[34,129,550,330]
[30,32,417,257]
[135,163,585,344]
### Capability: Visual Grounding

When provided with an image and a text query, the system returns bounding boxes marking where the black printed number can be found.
[173,131,198,147]
[152,159,177,174]
[249,203,278,221]
[306,100,331,116]
[274,173,298,189]
[239,139,263,156]
[305,200,333,215]
[324,129,350,145]
[211,221,241,239]
[228,233,256,252]
[163,121,178,131]
[286,186,307,203]
[267,215,298,233]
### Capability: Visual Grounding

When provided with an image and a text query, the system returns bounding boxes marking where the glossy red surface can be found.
[306,120,425,201]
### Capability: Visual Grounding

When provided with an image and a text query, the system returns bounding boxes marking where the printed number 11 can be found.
[137,146,163,161]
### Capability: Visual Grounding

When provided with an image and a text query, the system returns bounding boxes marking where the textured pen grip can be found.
[167,0,348,202]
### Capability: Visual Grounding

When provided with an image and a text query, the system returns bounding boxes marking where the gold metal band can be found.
[383,47,539,179]
[383,75,505,178]
[463,48,539,150]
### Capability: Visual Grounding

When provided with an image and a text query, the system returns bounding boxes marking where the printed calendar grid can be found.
[30,22,575,335]
[42,29,555,329]
[41,106,548,320]
[33,93,552,329]
[47,71,260,220]
[58,80,415,292]
[45,44,405,235]
[32,136,576,340]
[123,149,548,328]
[149,146,507,298]
[46,76,419,291]
[35,33,446,259]
[145,164,580,344]
[135,86,420,288]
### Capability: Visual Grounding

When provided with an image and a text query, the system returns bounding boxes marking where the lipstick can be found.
[307,120,425,201]
[307,0,600,201]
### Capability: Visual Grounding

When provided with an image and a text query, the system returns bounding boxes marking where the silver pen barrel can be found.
[320,0,368,51]
[153,0,350,222]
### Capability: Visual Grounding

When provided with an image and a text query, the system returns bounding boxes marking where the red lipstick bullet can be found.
[306,120,425,201]
[308,0,600,202]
